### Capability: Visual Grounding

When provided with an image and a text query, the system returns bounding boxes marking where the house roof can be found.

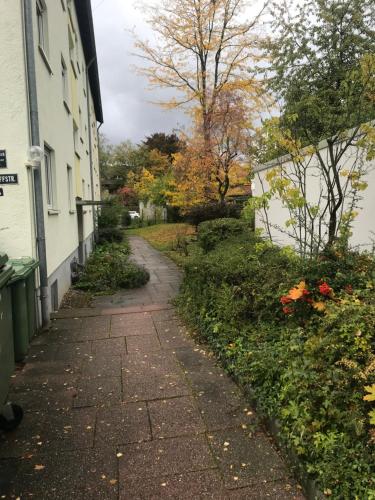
[74,0,103,123]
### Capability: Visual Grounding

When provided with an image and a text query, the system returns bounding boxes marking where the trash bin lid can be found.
[8,258,39,283]
[0,252,8,268]
[0,264,14,289]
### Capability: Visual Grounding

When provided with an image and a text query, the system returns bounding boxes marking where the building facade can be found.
[0,0,103,322]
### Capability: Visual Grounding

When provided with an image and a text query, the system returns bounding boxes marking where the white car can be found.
[129,211,140,220]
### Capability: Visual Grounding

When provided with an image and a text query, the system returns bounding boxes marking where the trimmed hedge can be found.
[75,242,150,293]
[177,235,375,498]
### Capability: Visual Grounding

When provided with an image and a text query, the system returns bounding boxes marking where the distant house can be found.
[0,0,103,323]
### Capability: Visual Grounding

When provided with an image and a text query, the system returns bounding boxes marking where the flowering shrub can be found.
[178,233,375,497]
[280,279,337,318]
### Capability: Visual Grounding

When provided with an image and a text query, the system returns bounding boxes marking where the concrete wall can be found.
[254,143,375,251]
[0,0,101,314]
[139,201,167,222]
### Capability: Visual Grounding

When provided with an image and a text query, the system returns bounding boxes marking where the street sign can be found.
[0,174,18,185]
[0,151,6,168]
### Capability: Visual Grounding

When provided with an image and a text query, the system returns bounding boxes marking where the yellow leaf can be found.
[34,464,45,471]
[313,301,326,312]
[364,384,375,402]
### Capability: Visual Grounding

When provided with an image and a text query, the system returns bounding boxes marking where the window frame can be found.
[36,0,48,55]
[44,145,56,210]
[61,56,69,109]
[67,165,75,213]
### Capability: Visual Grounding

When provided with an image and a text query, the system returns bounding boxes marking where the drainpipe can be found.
[23,0,49,327]
[86,58,98,243]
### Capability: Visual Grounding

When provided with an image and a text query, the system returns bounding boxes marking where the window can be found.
[36,0,48,54]
[81,179,85,199]
[44,146,55,208]
[73,121,79,155]
[67,166,74,211]
[68,28,77,78]
[61,56,69,106]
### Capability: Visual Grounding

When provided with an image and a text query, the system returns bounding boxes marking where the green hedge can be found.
[177,234,375,498]
[75,242,150,293]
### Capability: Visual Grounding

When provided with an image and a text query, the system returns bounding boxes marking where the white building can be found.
[254,137,375,252]
[0,0,103,324]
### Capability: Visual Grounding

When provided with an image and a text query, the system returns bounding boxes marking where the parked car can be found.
[129,211,140,220]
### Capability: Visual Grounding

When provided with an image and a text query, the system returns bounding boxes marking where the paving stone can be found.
[0,408,95,458]
[155,321,196,349]
[26,344,59,363]
[73,376,122,407]
[148,396,205,439]
[185,365,242,399]
[54,341,92,361]
[1,449,118,499]
[118,435,216,479]
[31,328,82,345]
[175,346,217,370]
[7,386,75,413]
[120,469,225,499]
[226,480,305,499]
[75,327,110,341]
[122,352,191,402]
[95,402,151,448]
[111,312,153,329]
[82,316,111,331]
[51,317,83,330]
[208,429,288,489]
[111,313,156,337]
[151,309,179,323]
[92,337,126,356]
[197,392,256,431]
[9,361,79,393]
[125,334,161,353]
[81,354,122,378]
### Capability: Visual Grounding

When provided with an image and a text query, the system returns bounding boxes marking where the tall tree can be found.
[256,0,375,251]
[135,0,266,148]
[143,133,184,159]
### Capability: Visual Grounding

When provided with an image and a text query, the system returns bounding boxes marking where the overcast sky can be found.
[92,0,267,146]
[92,0,190,146]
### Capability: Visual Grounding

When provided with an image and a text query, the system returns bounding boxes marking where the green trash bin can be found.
[8,258,39,362]
[0,254,15,406]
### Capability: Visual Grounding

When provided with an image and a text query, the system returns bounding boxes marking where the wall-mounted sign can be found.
[0,188,3,196]
[0,174,18,185]
[0,151,6,168]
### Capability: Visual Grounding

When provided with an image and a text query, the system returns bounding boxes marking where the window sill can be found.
[75,151,81,160]
[48,208,60,216]
[63,100,71,114]
[69,209,76,214]
[39,46,53,75]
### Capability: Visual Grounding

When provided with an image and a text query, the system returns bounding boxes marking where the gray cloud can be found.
[92,0,190,145]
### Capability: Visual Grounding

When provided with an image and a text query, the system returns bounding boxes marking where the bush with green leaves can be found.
[75,242,149,293]
[184,202,242,227]
[177,234,375,497]
[97,203,125,243]
[197,218,251,252]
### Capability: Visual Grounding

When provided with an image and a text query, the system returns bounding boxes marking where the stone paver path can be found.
[0,237,304,499]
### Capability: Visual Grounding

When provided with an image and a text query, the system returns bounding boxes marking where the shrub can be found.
[98,227,123,244]
[177,236,375,497]
[184,202,242,227]
[121,209,132,227]
[75,242,149,293]
[97,205,121,229]
[197,218,250,252]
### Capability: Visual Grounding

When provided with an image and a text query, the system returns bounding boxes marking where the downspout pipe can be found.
[23,0,49,327]
[86,57,99,242]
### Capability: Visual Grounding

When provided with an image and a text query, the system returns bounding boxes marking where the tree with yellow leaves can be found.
[135,0,266,148]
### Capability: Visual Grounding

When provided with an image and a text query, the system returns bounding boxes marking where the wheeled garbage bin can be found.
[8,258,39,362]
[0,254,15,407]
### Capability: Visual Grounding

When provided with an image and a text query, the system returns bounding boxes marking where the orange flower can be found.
[288,281,307,300]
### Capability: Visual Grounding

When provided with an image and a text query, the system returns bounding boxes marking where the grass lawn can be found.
[126,223,197,264]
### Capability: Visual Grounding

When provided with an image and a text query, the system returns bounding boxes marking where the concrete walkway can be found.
[0,237,303,499]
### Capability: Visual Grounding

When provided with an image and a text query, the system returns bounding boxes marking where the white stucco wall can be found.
[0,0,101,310]
[255,143,375,251]
[0,0,34,259]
